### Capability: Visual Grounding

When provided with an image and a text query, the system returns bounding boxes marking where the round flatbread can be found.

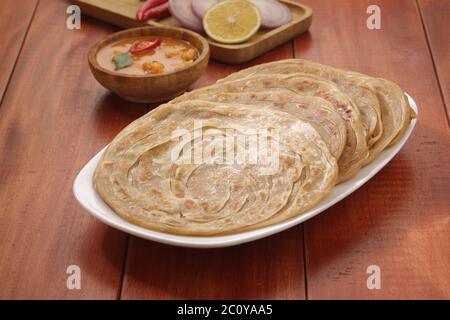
[218,59,383,147]
[94,100,338,236]
[353,76,414,164]
[190,90,347,160]
[173,74,369,182]
[218,59,413,162]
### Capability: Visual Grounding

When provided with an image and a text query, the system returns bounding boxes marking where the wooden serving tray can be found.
[73,0,312,64]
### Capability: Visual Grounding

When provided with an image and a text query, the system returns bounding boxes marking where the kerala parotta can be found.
[172,74,369,182]
[218,59,413,161]
[354,76,414,164]
[187,90,347,160]
[94,100,338,236]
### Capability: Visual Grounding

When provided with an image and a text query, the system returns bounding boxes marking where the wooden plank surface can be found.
[0,0,148,299]
[0,0,448,300]
[120,44,308,300]
[122,229,305,299]
[0,0,38,103]
[418,0,450,125]
[294,0,450,299]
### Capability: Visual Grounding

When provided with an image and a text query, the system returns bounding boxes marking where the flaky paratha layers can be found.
[210,91,347,160]
[218,59,413,160]
[354,77,414,164]
[172,74,369,182]
[94,101,338,236]
[218,59,383,147]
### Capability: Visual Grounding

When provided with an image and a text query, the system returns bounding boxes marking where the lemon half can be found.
[203,0,261,44]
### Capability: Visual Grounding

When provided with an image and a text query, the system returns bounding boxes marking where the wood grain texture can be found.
[418,0,450,125]
[294,0,450,299]
[190,41,295,89]
[0,0,38,102]
[0,0,448,300]
[0,0,148,299]
[120,41,307,300]
[122,229,305,299]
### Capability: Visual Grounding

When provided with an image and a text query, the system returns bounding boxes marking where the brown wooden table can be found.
[0,0,448,299]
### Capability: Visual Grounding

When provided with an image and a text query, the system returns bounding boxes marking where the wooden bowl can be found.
[88,26,210,103]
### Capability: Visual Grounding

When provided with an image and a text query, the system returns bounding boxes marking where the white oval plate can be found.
[73,94,417,248]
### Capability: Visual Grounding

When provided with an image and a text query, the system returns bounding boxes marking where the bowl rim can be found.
[88,26,210,79]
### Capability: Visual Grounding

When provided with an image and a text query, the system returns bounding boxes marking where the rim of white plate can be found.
[73,93,418,248]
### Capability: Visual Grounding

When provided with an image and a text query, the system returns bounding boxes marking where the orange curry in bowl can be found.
[97,36,199,75]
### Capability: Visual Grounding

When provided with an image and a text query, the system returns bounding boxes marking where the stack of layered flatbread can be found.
[94,59,415,236]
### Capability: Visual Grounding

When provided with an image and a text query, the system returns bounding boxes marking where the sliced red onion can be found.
[192,0,219,18]
[249,0,292,28]
[169,0,203,32]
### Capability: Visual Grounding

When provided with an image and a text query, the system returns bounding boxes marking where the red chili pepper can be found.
[129,38,162,54]
[136,0,169,21]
